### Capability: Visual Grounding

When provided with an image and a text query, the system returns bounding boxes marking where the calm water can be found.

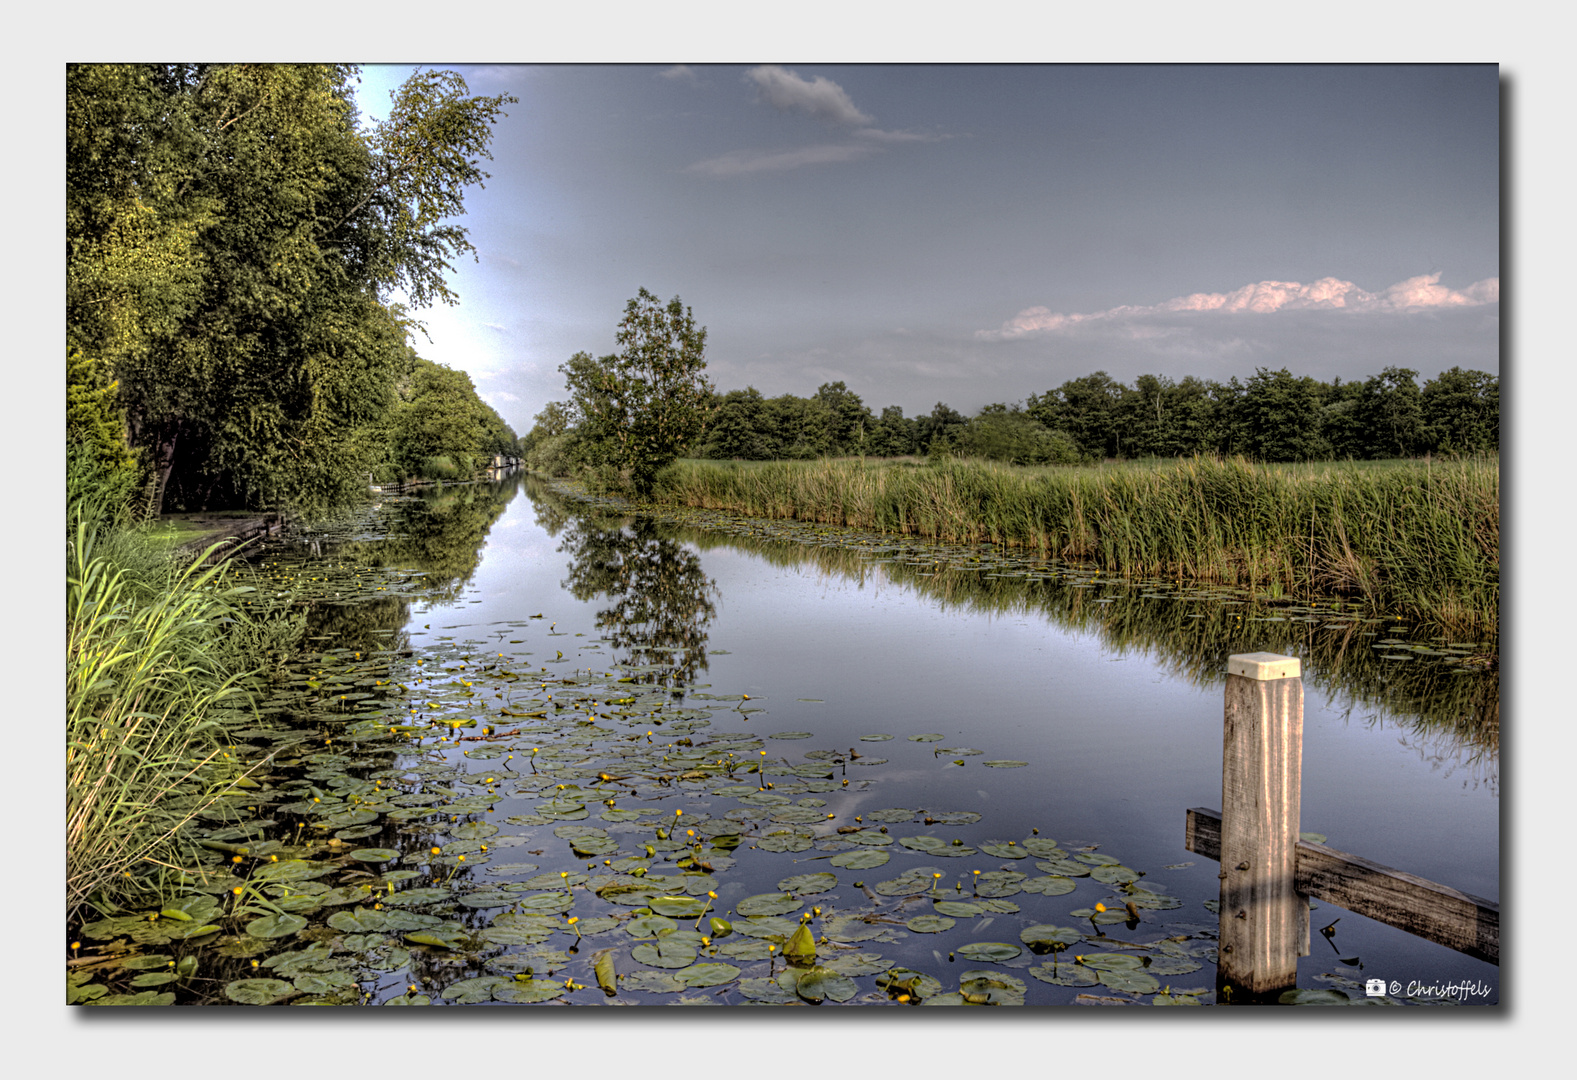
[238,472,1498,1005]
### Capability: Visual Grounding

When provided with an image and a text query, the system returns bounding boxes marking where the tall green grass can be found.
[652,455,1499,635]
[66,466,298,923]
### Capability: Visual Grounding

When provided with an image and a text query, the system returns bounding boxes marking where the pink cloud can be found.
[977,273,1500,341]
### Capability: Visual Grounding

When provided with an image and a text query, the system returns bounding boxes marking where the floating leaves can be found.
[244,913,307,940]
[224,978,294,1005]
[955,942,1022,964]
[776,872,837,895]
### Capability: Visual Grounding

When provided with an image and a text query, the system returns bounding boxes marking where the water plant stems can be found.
[647,455,1498,636]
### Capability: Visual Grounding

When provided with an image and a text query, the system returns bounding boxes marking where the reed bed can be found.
[652,455,1499,635]
[66,508,291,923]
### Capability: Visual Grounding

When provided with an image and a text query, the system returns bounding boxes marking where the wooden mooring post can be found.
[1187,651,1499,1003]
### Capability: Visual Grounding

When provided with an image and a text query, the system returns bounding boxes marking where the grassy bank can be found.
[66,485,299,924]
[651,455,1499,635]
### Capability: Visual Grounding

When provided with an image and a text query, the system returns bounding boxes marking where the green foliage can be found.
[954,404,1083,465]
[1238,368,1329,462]
[1423,366,1499,455]
[67,348,144,514]
[66,508,299,922]
[653,454,1498,635]
[394,358,485,476]
[67,63,514,514]
[561,289,715,494]
[520,402,580,476]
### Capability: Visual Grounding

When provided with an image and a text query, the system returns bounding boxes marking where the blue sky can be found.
[353,63,1500,433]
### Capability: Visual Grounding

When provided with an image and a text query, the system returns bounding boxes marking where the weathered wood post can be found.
[1217,652,1308,1001]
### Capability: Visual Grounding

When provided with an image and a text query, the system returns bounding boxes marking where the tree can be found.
[1028,372,1125,459]
[66,63,516,513]
[870,405,918,457]
[812,381,875,455]
[1239,368,1327,461]
[916,402,968,456]
[561,289,715,495]
[394,358,487,476]
[701,387,773,459]
[1422,367,1499,455]
[1357,366,1425,459]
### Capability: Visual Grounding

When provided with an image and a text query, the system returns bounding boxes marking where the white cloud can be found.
[746,65,872,126]
[977,273,1501,341]
[482,322,508,332]
[854,127,944,143]
[659,65,699,85]
[685,143,877,177]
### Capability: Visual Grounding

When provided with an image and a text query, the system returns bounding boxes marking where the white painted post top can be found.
[1227,652,1301,680]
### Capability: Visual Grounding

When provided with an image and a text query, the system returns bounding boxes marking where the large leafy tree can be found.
[1422,367,1499,455]
[561,289,714,495]
[66,63,515,513]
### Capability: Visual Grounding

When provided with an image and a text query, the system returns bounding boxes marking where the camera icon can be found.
[1365,978,1386,997]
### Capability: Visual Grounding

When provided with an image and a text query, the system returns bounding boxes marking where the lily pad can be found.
[244,913,308,940]
[908,734,944,742]
[493,978,567,1003]
[1279,988,1354,1005]
[647,895,709,918]
[877,967,944,1000]
[958,970,1027,1005]
[1028,962,1098,987]
[224,978,295,1004]
[829,849,890,869]
[736,892,803,917]
[955,941,1022,964]
[777,872,837,895]
[1099,968,1162,994]
[822,952,893,977]
[517,892,575,915]
[981,760,1028,769]
[1090,864,1141,885]
[631,938,698,969]
[327,907,389,934]
[1019,924,1082,950]
[788,966,859,1003]
[621,970,686,994]
[348,848,399,863]
[678,962,741,987]
[906,915,956,934]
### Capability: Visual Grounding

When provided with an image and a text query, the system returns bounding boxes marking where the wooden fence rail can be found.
[1188,652,1499,999]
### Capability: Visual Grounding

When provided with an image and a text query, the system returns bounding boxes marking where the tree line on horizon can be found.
[66,64,520,516]
[524,363,1498,474]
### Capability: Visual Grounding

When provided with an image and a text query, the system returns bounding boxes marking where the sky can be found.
[352,63,1501,434]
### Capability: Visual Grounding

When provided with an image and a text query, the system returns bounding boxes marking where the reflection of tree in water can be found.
[349,476,522,606]
[557,515,719,689]
[673,524,1498,786]
[300,595,413,657]
[523,475,573,538]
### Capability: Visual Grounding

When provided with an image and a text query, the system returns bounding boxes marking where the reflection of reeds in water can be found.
[659,515,1498,787]
[657,456,1499,638]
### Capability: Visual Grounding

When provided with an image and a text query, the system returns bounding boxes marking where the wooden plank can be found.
[1217,668,1304,995]
[1296,840,1499,965]
[1185,807,1499,965]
